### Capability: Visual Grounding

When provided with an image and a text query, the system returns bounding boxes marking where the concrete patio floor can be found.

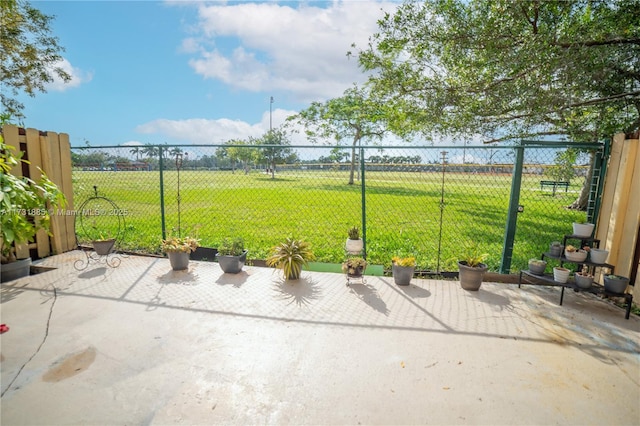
[1,251,639,425]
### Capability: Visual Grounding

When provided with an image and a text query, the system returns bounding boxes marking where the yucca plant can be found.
[266,237,315,280]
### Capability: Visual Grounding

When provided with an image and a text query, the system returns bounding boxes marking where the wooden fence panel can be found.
[25,128,51,258]
[1,124,76,260]
[58,132,76,251]
[596,133,640,291]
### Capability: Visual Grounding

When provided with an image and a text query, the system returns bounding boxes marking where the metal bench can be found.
[540,180,569,195]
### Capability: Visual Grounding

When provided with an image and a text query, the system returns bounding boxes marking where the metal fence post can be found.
[500,143,524,274]
[159,146,166,239]
[360,145,367,258]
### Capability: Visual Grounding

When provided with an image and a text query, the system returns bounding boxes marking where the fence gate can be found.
[500,140,606,274]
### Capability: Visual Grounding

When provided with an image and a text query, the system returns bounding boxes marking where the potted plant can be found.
[392,256,416,286]
[603,274,629,294]
[342,257,367,278]
[92,234,116,256]
[528,258,547,275]
[564,245,588,262]
[161,236,200,271]
[553,266,570,283]
[1,140,66,282]
[574,266,594,289]
[457,245,488,291]
[266,237,315,280]
[549,241,563,257]
[216,236,248,274]
[345,226,363,255]
[88,223,116,256]
[572,219,595,238]
[589,248,609,264]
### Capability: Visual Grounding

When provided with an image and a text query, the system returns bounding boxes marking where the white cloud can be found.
[45,58,93,91]
[135,108,313,145]
[121,141,144,146]
[184,1,397,101]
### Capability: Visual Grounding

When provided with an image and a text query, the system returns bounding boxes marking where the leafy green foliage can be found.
[289,86,388,184]
[545,149,578,183]
[217,237,245,256]
[160,236,200,253]
[459,243,488,268]
[1,140,66,262]
[1,0,71,119]
[356,0,640,142]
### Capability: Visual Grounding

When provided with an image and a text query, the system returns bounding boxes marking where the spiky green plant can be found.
[266,237,315,280]
[347,226,360,240]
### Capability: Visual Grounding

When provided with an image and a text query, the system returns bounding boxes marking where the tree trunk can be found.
[348,144,356,185]
[568,151,595,211]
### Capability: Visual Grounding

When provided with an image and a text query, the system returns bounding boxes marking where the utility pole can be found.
[270,96,274,132]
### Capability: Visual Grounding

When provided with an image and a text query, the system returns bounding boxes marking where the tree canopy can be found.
[355,0,640,143]
[0,0,70,120]
[289,85,388,184]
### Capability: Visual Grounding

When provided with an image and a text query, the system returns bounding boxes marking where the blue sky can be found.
[19,1,399,147]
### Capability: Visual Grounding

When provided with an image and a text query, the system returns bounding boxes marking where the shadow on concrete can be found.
[273,276,321,307]
[349,282,390,316]
[215,271,249,287]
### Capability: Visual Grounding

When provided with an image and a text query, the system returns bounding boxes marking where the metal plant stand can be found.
[74,186,126,270]
[346,272,366,287]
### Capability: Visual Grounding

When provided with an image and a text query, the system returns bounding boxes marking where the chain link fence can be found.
[71,143,600,273]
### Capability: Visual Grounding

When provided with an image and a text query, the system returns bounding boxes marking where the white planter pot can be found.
[345,238,363,255]
[589,248,609,264]
[553,267,570,283]
[572,222,595,238]
[564,249,588,262]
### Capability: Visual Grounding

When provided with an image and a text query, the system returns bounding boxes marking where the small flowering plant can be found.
[342,257,367,275]
[392,256,416,267]
[161,236,200,253]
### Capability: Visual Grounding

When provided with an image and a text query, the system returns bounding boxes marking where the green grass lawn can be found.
[73,168,588,273]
